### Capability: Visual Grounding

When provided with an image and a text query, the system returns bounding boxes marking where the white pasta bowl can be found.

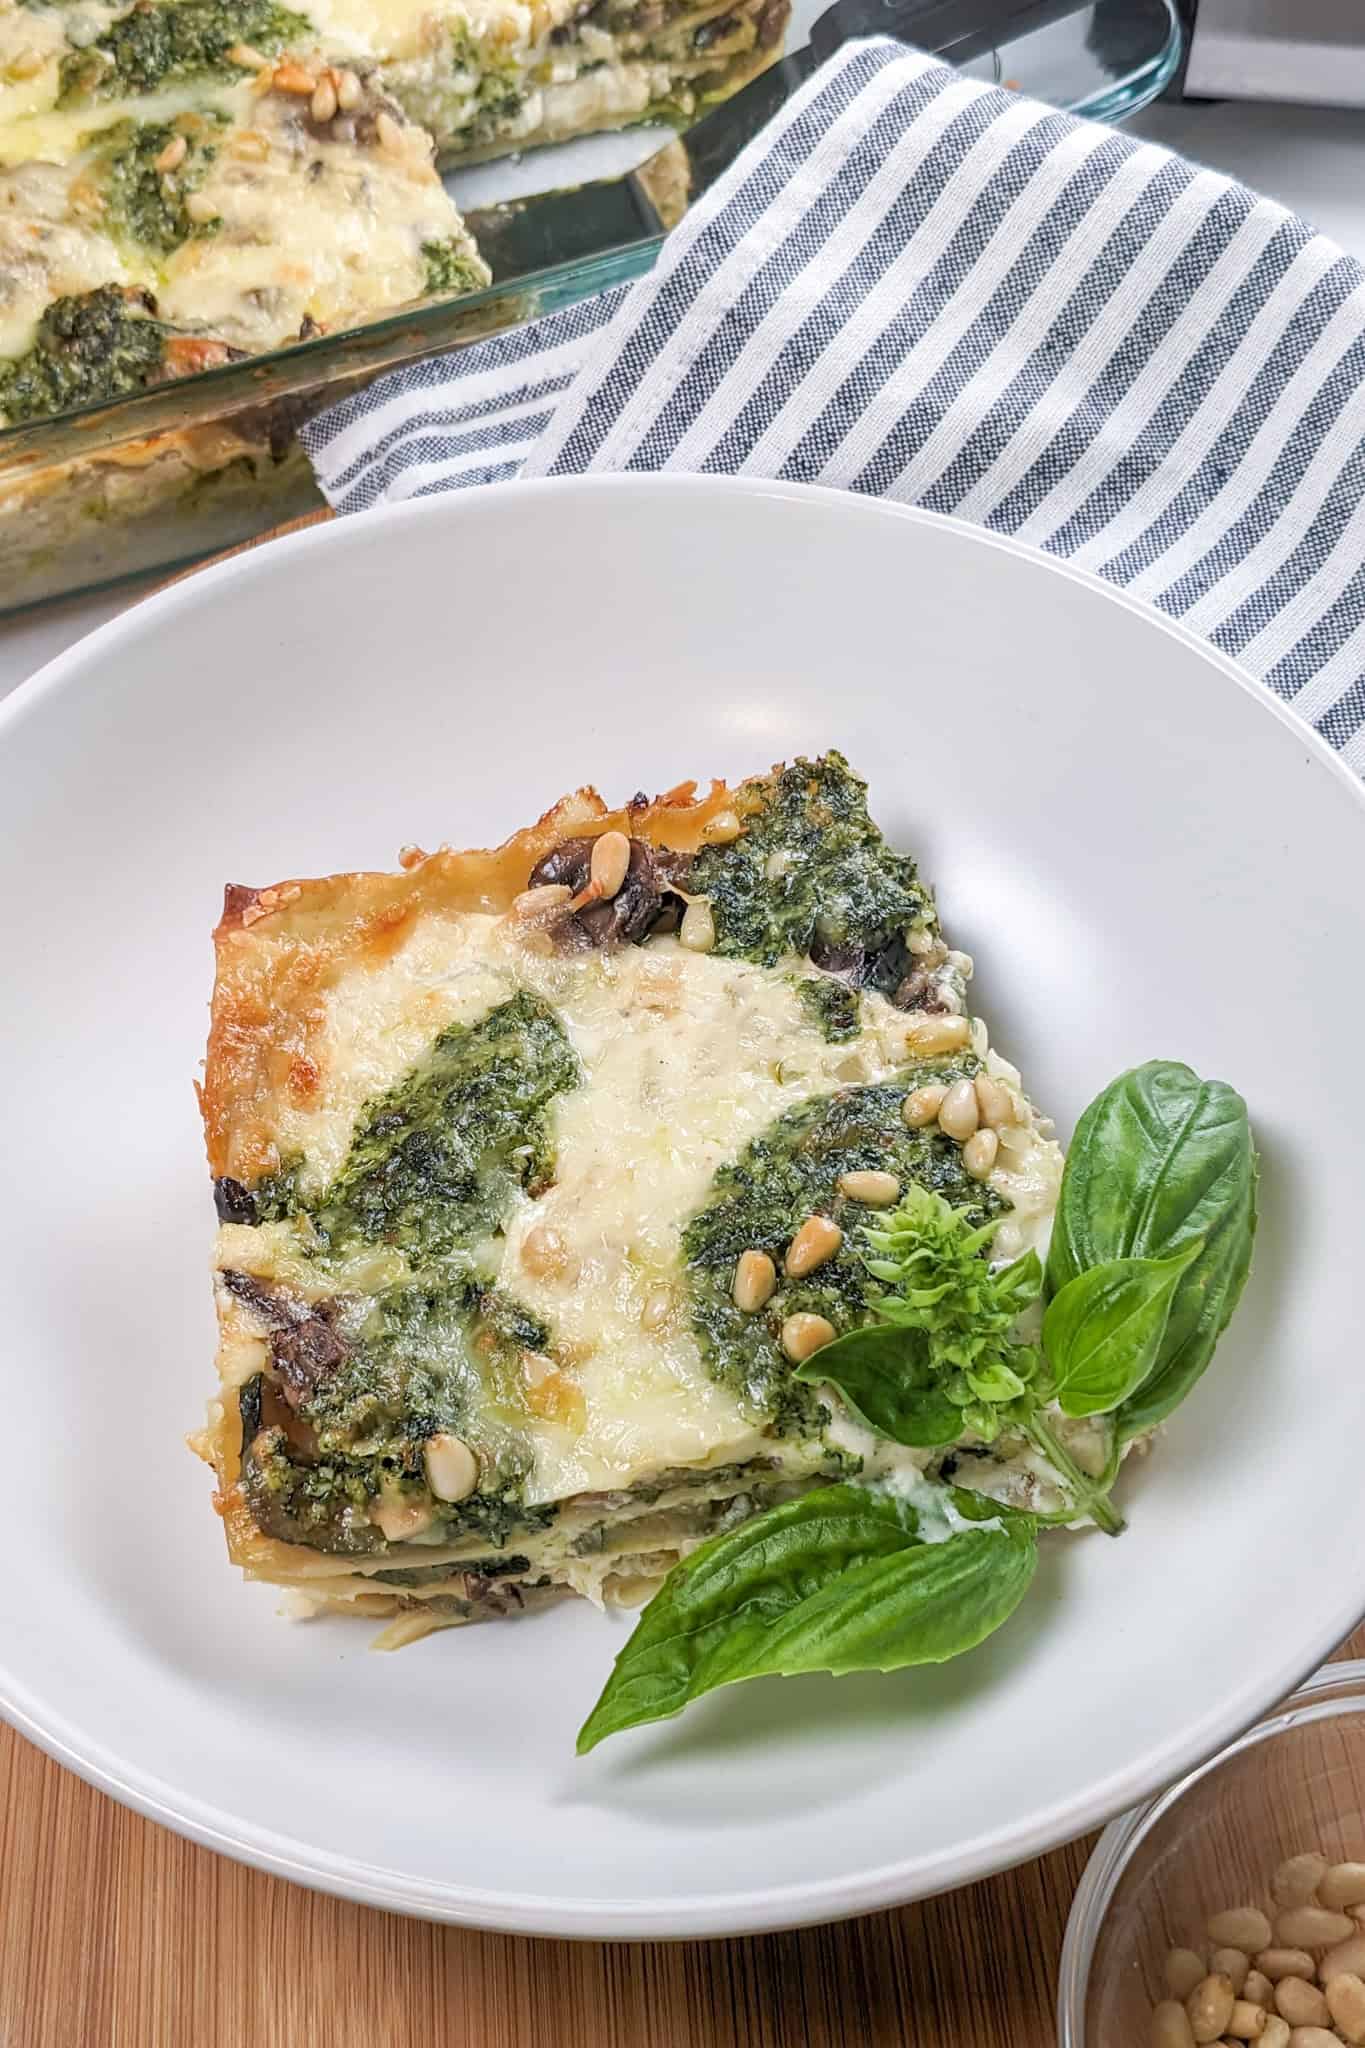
[0,475,1362,1938]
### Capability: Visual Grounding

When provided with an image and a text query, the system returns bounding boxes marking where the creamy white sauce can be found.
[866,1465,1005,1540]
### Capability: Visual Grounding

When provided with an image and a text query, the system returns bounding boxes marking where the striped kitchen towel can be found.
[302,37,1365,771]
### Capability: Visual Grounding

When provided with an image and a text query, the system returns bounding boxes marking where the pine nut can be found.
[963,1128,999,1180]
[311,74,337,121]
[1276,1909,1355,1951]
[1275,1981,1329,2030]
[680,899,715,952]
[423,1433,478,1503]
[1286,2031,1339,2048]
[511,881,572,923]
[371,1495,434,1541]
[588,829,631,900]
[974,1073,1017,1127]
[336,65,363,108]
[1257,2025,1289,2048]
[906,925,938,957]
[1154,2002,1198,2048]
[184,190,218,223]
[1244,1974,1274,2009]
[905,1013,972,1057]
[1274,1857,1330,1909]
[1258,1956,1317,1986]
[1319,1936,1365,1985]
[1226,2002,1266,2039]
[781,1312,835,1362]
[1213,1954,1251,1996]
[374,108,404,149]
[701,808,741,844]
[733,1250,776,1313]
[521,1222,573,1279]
[273,60,318,92]
[640,1286,673,1333]
[1321,1867,1365,1912]
[837,1170,900,1206]
[938,1076,980,1141]
[154,132,188,171]
[1325,1975,1365,2045]
[1189,1976,1237,2044]
[229,40,268,66]
[785,1215,842,1278]
[1212,1914,1274,1955]
[1169,1953,1211,2001]
[900,1007,978,1056]
[902,1084,947,1128]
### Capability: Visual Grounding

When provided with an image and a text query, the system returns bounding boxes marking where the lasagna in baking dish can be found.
[0,0,785,421]
[195,756,1082,1642]
[0,71,486,424]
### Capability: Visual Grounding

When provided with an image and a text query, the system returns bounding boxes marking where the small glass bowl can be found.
[1059,1661,1365,2047]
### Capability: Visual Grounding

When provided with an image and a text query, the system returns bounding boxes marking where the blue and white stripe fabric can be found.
[302,39,1365,770]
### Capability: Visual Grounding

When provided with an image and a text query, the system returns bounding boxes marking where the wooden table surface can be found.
[4,517,1360,2048]
[5,1626,1362,2047]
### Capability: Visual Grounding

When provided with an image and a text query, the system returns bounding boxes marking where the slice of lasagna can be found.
[195,756,1074,1641]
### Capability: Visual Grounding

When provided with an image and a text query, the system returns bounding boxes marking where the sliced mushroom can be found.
[220,1269,347,1409]
[525,836,691,947]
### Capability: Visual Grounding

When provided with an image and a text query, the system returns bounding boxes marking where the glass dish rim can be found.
[1057,1658,1365,2048]
[0,0,1181,474]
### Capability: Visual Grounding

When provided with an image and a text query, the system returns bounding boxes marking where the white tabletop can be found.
[3,97,1363,708]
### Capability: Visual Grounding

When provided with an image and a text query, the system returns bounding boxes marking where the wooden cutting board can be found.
[3,516,1359,2048]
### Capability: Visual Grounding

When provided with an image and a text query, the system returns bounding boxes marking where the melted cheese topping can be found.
[159,88,474,348]
[0,155,127,357]
[307,0,556,64]
[0,0,120,127]
[0,78,479,364]
[227,912,1062,1505]
[0,77,242,168]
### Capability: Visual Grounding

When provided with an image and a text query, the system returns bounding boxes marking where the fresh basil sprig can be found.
[799,1187,1043,1444]
[800,1063,1255,1536]
[801,1185,1127,1534]
[577,1482,1037,1753]
[1045,1061,1257,1441]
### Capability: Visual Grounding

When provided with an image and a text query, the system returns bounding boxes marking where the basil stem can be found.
[1021,1414,1125,1536]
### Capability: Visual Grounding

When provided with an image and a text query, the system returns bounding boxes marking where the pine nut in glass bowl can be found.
[1059,1664,1365,2048]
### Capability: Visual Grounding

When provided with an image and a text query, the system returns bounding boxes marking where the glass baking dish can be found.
[0,0,1182,615]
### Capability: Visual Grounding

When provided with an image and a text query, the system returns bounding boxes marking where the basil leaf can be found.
[576,1483,1038,1752]
[1042,1247,1200,1418]
[1045,1062,1257,1440]
[794,1325,961,1446]
[992,1248,1044,1314]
